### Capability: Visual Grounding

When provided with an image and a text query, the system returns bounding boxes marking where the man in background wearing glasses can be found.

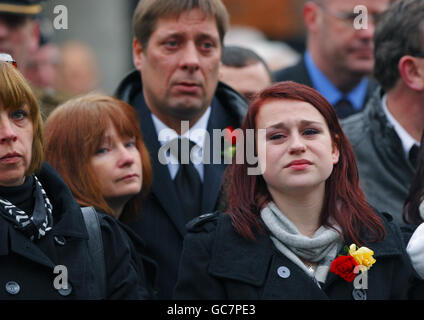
[273,0,389,119]
[341,0,423,228]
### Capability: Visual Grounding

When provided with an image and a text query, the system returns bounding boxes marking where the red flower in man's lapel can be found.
[224,126,240,145]
[222,126,241,160]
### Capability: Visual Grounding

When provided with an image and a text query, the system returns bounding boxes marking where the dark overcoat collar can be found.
[0,162,88,267]
[208,213,404,297]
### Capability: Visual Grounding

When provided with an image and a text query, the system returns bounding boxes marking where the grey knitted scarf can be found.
[261,202,343,284]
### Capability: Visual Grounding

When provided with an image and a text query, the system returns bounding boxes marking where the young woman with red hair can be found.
[174,81,417,299]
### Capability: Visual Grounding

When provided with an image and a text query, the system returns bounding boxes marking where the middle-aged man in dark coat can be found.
[115,0,247,299]
[341,0,424,228]
[273,0,389,119]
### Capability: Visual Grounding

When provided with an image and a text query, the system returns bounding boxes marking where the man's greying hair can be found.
[132,0,229,49]
[374,0,424,91]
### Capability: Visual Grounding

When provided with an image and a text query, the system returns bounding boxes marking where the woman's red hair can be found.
[226,81,386,245]
[44,94,152,222]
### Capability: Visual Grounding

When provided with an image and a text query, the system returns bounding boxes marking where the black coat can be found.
[273,56,314,88]
[0,162,149,299]
[174,212,422,300]
[115,218,158,298]
[115,70,248,299]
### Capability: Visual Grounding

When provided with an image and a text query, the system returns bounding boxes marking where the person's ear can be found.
[332,148,340,165]
[332,134,340,165]
[132,38,144,72]
[398,55,424,91]
[303,1,323,34]
[218,61,225,80]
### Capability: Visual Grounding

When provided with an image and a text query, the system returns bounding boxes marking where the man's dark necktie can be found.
[334,98,356,119]
[170,138,202,223]
[409,144,419,168]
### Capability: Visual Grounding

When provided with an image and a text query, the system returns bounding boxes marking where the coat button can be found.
[352,289,367,300]
[5,281,20,295]
[277,266,291,279]
[58,282,73,297]
[54,235,66,246]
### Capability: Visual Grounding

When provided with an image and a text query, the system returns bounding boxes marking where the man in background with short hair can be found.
[273,0,389,118]
[341,0,424,226]
[219,45,272,101]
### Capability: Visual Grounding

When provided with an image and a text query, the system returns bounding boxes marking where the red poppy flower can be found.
[225,126,240,145]
[330,255,358,282]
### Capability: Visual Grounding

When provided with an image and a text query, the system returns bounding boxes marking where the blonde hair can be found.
[0,61,43,175]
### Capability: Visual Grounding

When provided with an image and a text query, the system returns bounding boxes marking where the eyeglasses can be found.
[0,53,17,68]
[317,4,382,28]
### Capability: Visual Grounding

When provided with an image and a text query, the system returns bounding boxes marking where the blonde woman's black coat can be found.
[0,162,150,299]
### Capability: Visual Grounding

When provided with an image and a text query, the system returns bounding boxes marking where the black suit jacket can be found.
[273,55,314,88]
[273,55,378,112]
[115,71,247,299]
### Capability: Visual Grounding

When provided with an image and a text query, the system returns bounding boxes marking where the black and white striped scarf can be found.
[0,176,53,241]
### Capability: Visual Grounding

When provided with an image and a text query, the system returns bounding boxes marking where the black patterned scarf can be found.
[0,175,53,241]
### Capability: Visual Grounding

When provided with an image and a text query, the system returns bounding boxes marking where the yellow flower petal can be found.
[348,245,376,269]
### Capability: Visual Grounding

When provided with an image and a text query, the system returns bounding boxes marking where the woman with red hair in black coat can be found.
[174,81,418,300]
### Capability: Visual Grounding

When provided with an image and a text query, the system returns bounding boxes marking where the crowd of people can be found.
[1,0,424,301]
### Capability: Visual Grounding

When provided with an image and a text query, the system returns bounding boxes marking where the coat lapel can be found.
[208,214,273,286]
[364,79,379,110]
[134,93,187,237]
[201,97,238,213]
[298,57,315,88]
[322,216,404,291]
[8,225,56,269]
[208,214,329,299]
[201,162,226,214]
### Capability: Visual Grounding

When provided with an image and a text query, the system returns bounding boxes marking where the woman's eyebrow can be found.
[266,120,323,130]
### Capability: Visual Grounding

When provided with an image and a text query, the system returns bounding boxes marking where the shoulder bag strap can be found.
[81,206,107,299]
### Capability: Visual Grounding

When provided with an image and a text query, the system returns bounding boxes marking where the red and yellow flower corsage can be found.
[330,244,376,282]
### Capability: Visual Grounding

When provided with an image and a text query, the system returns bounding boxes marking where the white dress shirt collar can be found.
[151,107,211,180]
[382,94,420,157]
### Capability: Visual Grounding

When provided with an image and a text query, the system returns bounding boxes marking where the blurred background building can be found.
[40,0,307,95]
